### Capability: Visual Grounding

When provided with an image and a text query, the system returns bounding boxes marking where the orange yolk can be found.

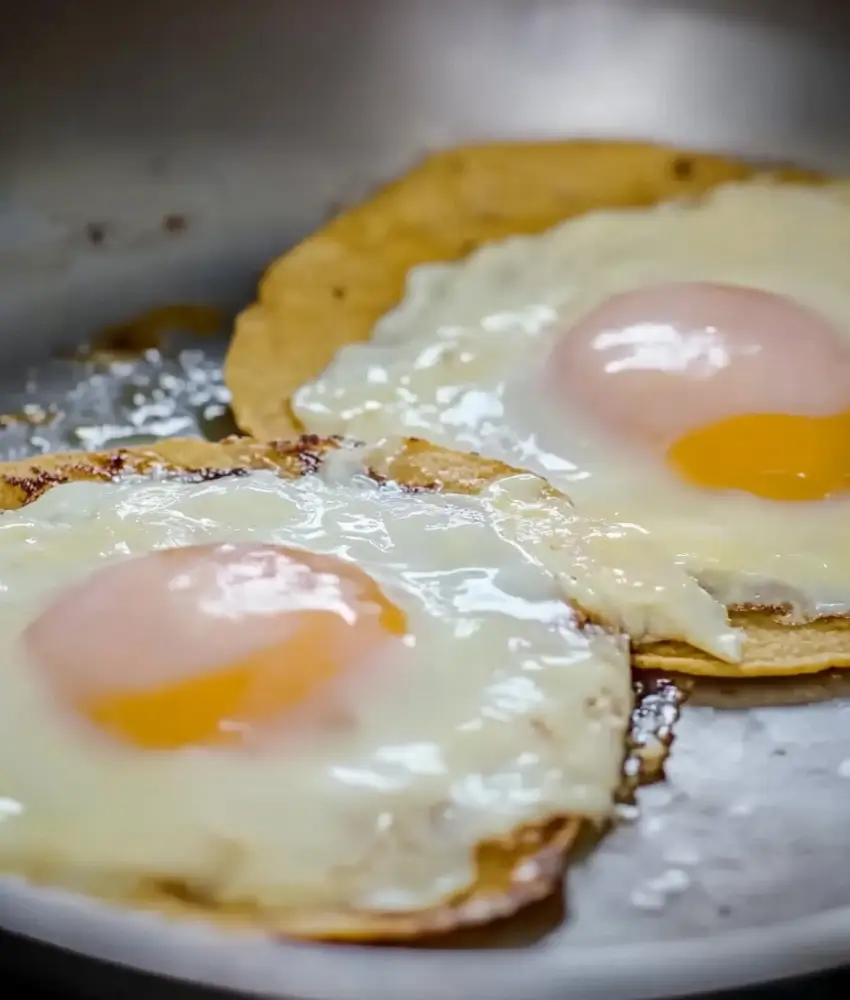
[548,282,850,501]
[668,411,850,501]
[25,544,407,750]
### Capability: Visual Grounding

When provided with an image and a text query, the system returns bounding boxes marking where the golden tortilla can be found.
[0,435,583,942]
[223,139,817,439]
[636,610,850,678]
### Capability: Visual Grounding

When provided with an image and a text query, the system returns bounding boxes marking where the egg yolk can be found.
[548,282,850,501]
[667,411,850,501]
[25,544,407,750]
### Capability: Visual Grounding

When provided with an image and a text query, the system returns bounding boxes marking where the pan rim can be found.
[0,875,848,999]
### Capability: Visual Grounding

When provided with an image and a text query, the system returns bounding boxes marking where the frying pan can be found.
[2,2,850,997]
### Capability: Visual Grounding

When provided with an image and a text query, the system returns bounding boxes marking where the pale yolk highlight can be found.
[548,282,850,501]
[26,544,407,750]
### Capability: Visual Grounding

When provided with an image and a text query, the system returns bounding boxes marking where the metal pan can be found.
[2,2,850,997]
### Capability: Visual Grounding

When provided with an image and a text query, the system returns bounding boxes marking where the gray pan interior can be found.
[2,2,850,997]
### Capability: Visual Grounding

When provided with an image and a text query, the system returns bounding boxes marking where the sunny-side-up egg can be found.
[0,449,730,924]
[292,181,850,622]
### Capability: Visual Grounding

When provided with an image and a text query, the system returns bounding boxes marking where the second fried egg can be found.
[293,182,850,623]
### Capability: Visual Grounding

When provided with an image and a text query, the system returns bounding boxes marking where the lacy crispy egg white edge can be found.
[0,434,583,942]
[222,139,818,441]
[220,141,845,681]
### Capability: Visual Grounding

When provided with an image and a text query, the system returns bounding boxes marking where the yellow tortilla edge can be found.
[635,608,850,678]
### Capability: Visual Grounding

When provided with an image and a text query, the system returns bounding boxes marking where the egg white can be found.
[293,182,850,620]
[0,460,649,915]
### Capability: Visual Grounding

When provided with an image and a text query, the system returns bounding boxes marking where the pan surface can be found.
[3,2,850,997]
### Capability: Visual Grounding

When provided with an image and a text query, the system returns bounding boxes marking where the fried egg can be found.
[291,182,850,652]
[0,438,739,937]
